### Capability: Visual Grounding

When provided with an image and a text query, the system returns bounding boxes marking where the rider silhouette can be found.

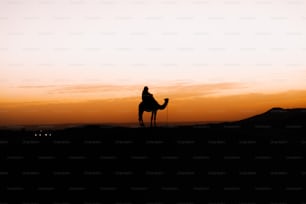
[142,86,155,105]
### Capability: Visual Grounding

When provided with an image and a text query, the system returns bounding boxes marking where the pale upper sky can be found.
[1,0,306,101]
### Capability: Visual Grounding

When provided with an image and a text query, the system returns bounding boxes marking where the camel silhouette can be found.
[138,98,169,127]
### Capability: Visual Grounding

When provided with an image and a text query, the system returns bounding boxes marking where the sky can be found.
[1,0,306,125]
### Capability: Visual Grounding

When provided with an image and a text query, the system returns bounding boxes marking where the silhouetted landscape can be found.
[1,107,305,203]
[1,107,305,133]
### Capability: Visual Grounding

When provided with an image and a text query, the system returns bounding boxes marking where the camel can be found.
[138,98,169,127]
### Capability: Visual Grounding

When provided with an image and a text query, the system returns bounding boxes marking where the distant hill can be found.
[222,107,306,128]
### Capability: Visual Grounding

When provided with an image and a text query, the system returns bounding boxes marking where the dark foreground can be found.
[1,124,306,203]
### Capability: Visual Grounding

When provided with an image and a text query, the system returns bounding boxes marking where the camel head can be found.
[159,98,169,110]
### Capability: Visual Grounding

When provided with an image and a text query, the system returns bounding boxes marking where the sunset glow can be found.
[1,0,306,126]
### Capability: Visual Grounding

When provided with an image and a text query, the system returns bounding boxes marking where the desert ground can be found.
[0,107,305,203]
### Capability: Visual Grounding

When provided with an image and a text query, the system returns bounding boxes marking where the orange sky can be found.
[1,86,306,126]
[1,0,306,126]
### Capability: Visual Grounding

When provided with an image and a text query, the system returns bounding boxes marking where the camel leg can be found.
[150,111,157,127]
[154,111,157,127]
[138,108,145,127]
[139,119,144,127]
[150,112,154,127]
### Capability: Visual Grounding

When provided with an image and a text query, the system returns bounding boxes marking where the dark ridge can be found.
[232,107,306,128]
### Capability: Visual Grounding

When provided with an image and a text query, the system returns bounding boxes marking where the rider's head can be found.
[144,86,148,91]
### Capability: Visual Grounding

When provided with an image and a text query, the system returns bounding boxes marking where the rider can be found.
[142,86,155,105]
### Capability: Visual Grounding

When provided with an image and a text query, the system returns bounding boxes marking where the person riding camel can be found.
[142,86,155,106]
